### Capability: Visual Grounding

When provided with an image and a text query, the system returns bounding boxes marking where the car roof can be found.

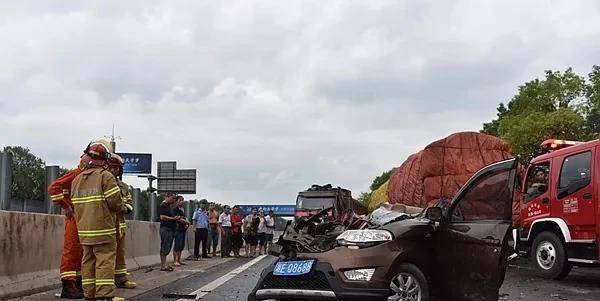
[531,139,599,163]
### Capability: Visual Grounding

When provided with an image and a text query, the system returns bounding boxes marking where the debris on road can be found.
[162,293,197,299]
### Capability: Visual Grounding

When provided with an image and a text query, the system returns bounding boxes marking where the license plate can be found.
[273,260,314,276]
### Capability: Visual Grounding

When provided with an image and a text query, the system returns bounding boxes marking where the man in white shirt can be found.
[264,210,275,251]
[218,206,232,257]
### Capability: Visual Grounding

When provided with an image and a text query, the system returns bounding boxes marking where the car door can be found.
[435,159,517,301]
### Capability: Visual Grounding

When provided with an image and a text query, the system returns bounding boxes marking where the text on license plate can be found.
[273,260,314,276]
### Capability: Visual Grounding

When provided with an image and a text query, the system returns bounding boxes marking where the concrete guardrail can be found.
[0,210,194,299]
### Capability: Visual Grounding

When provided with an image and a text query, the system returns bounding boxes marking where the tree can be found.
[370,170,392,191]
[3,146,46,201]
[356,169,393,207]
[583,65,600,135]
[357,191,372,205]
[482,67,595,162]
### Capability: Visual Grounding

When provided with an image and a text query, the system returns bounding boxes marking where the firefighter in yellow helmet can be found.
[106,154,137,289]
[71,141,125,301]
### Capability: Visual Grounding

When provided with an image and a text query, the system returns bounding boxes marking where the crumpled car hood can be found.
[272,206,426,256]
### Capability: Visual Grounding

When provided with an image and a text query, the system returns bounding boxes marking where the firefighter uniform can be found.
[114,180,135,287]
[48,168,85,298]
[71,167,125,300]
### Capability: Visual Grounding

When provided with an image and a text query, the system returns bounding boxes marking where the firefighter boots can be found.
[60,279,84,299]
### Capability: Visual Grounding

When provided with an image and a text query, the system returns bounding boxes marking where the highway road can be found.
[131,257,600,301]
[11,255,600,301]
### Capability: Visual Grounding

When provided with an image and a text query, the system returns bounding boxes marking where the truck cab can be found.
[294,184,366,220]
[515,139,600,279]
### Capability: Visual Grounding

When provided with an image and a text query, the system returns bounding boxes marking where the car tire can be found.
[531,231,572,280]
[388,263,429,301]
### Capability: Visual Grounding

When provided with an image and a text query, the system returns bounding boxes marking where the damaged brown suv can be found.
[248,159,517,301]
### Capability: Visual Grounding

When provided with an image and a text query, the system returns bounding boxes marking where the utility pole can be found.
[104,124,121,152]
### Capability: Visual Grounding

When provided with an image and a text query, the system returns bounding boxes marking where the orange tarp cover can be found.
[386,132,520,224]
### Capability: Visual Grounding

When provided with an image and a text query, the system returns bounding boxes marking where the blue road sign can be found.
[236,205,295,217]
[118,153,152,174]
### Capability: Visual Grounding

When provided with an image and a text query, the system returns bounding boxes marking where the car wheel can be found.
[532,231,572,280]
[388,263,429,301]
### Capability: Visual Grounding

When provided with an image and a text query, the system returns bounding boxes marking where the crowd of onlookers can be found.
[157,193,276,271]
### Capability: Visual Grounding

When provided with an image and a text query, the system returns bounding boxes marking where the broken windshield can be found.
[296,196,334,210]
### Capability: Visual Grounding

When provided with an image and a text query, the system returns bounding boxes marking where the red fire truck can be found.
[514,139,599,279]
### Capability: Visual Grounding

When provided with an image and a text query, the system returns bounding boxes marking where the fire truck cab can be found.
[514,139,600,279]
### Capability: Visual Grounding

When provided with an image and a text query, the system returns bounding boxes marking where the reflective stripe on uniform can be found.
[95,278,115,286]
[78,228,117,237]
[72,195,104,204]
[50,193,64,201]
[125,204,133,211]
[104,186,120,198]
[114,268,127,275]
[72,186,121,205]
[81,278,95,285]
[60,271,77,279]
[120,222,127,229]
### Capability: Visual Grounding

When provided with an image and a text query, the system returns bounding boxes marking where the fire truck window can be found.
[524,163,550,203]
[452,170,512,222]
[558,151,592,198]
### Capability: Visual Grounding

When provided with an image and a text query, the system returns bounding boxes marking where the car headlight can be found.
[336,229,393,247]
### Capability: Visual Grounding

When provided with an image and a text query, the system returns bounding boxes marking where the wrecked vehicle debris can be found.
[272,206,368,255]
[295,184,367,220]
[250,159,518,301]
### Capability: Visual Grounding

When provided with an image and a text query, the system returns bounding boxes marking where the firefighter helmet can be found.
[81,139,112,167]
[107,153,124,167]
[84,141,111,159]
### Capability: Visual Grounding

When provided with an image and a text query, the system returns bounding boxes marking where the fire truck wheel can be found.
[532,231,572,280]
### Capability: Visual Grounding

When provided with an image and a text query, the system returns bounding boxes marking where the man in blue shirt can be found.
[192,204,210,259]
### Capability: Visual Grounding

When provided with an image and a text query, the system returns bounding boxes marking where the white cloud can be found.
[1,1,600,205]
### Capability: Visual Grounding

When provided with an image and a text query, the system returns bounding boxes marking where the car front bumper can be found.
[248,242,408,301]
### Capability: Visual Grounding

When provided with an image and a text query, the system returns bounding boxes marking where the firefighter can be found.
[48,140,114,299]
[71,142,125,301]
[106,154,137,289]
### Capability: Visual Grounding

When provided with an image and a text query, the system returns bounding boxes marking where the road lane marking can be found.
[177,255,268,301]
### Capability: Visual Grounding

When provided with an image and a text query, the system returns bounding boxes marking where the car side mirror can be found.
[425,207,443,222]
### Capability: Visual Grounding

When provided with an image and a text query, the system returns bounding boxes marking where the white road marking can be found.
[177,255,268,301]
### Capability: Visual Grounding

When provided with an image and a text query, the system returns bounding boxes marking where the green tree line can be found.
[482,66,600,161]
[2,146,69,201]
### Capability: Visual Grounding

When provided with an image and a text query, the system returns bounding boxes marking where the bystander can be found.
[243,208,260,258]
[265,210,275,252]
[219,206,232,257]
[173,196,190,266]
[208,203,220,257]
[159,193,181,272]
[257,210,268,255]
[231,206,243,257]
[192,204,210,259]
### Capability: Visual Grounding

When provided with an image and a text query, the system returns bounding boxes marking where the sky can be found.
[1,1,600,205]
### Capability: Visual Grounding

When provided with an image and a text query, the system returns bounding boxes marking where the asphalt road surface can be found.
[129,255,273,301]
[127,256,600,301]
